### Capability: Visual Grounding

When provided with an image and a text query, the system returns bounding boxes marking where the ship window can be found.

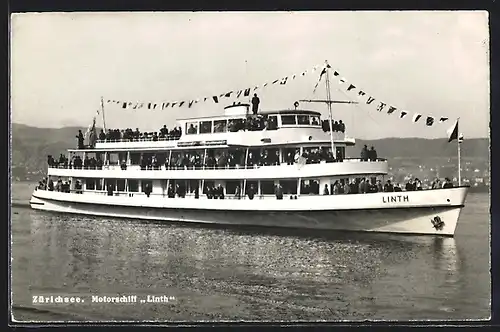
[214,120,227,133]
[186,122,199,135]
[108,153,119,165]
[118,152,127,163]
[130,153,141,165]
[228,118,244,132]
[267,115,278,130]
[203,180,215,194]
[117,179,126,192]
[85,178,96,190]
[297,115,310,125]
[310,116,320,126]
[200,121,212,134]
[188,180,199,193]
[301,179,320,195]
[128,179,139,192]
[105,179,117,191]
[279,179,297,195]
[281,115,296,125]
[226,180,241,196]
[141,180,152,193]
[245,181,258,195]
[260,181,275,195]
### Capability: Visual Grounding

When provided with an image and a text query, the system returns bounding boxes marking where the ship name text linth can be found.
[382,195,409,203]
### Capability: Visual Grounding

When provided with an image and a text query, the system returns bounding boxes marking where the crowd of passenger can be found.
[36,177,83,193]
[97,126,183,143]
[321,119,345,133]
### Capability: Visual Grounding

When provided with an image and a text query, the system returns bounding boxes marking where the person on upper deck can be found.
[368,146,378,161]
[360,145,369,161]
[338,120,345,133]
[251,93,260,115]
[99,130,106,141]
[76,130,84,149]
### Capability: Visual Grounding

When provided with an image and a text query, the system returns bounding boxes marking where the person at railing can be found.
[234,185,241,199]
[106,184,113,196]
[338,120,345,133]
[120,159,127,170]
[358,178,366,194]
[47,178,54,191]
[74,180,83,194]
[405,180,415,191]
[275,184,284,199]
[360,145,369,162]
[323,184,329,195]
[343,180,351,194]
[76,130,84,149]
[384,180,394,192]
[376,179,383,192]
[431,178,442,189]
[414,178,423,190]
[167,184,175,198]
[216,184,225,199]
[394,183,402,192]
[442,178,453,188]
[247,184,256,200]
[368,146,378,161]
[83,156,90,169]
[176,183,186,198]
[99,129,106,141]
[144,183,152,198]
[55,178,63,192]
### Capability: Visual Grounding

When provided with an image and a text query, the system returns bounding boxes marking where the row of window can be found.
[81,178,359,196]
[184,114,321,135]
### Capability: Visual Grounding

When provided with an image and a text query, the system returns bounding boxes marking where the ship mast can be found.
[300,60,358,158]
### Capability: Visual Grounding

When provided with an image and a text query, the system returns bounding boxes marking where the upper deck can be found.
[90,104,352,152]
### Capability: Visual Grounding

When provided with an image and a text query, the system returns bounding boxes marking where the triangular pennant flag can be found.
[339,78,346,84]
[153,104,157,109]
[139,103,144,108]
[244,88,250,97]
[426,116,435,126]
[358,91,366,96]
[128,102,133,106]
[225,91,232,97]
[133,104,137,109]
[326,63,331,68]
[219,93,225,97]
[301,70,307,76]
[400,111,408,118]
[272,79,279,84]
[253,86,258,91]
[161,103,165,110]
[188,100,194,108]
[236,90,242,98]
[439,117,449,122]
[387,106,397,114]
[213,96,219,103]
[292,74,296,79]
[347,84,356,91]
[447,119,459,142]
[171,102,177,107]
[116,101,120,104]
[122,102,127,109]
[280,77,288,85]
[412,114,422,122]
[376,102,386,112]
[366,97,375,104]
[333,71,340,76]
[165,102,170,108]
[107,99,111,103]
[263,83,268,87]
[458,133,464,143]
[204,97,207,102]
[179,101,185,107]
[148,103,152,109]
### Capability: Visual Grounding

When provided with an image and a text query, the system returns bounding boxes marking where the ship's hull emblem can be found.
[431,216,445,231]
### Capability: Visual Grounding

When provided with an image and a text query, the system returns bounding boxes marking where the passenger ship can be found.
[29,75,468,237]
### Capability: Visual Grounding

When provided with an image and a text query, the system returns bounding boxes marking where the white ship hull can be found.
[29,187,468,237]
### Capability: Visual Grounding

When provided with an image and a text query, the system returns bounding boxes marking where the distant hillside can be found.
[10,123,489,179]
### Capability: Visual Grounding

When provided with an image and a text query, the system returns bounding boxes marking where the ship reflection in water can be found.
[12,200,489,322]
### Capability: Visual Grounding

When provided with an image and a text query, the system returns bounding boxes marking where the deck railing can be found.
[47,158,387,171]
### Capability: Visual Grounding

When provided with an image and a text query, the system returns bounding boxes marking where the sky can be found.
[10,11,489,140]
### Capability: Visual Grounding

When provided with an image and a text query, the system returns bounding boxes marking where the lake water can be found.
[10,182,491,322]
